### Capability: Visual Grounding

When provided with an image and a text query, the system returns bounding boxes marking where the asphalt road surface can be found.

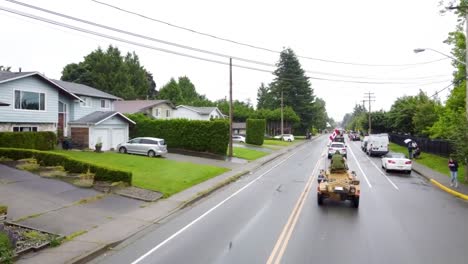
[90,136,468,264]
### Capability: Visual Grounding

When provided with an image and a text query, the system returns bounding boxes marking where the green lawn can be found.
[232,147,268,161]
[389,143,465,183]
[263,139,294,147]
[54,151,229,197]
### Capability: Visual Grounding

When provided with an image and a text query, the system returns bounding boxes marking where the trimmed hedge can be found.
[0,132,56,150]
[128,114,229,155]
[246,119,266,146]
[0,205,6,215]
[0,148,132,184]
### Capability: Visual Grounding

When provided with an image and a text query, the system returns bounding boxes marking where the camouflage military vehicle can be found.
[317,152,360,208]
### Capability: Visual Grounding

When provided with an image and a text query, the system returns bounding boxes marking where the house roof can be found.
[51,79,121,100]
[0,101,9,106]
[177,105,223,115]
[69,111,135,125]
[114,100,176,114]
[0,71,81,101]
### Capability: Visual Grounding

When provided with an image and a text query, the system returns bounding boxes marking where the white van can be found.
[366,134,389,156]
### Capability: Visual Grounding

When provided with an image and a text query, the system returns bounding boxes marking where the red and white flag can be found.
[329,129,340,141]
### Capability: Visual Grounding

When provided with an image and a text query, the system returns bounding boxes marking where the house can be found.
[172,105,224,121]
[232,122,246,135]
[0,71,135,151]
[114,100,176,119]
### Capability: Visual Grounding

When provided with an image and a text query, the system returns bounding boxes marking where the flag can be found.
[329,129,340,141]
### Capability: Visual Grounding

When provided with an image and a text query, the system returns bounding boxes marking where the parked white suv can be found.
[117,137,167,157]
[328,142,347,159]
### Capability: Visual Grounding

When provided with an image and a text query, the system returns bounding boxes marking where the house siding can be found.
[149,104,174,119]
[0,77,58,123]
[72,96,115,121]
[172,107,210,120]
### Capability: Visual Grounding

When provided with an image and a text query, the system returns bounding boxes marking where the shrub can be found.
[0,230,14,264]
[246,119,266,146]
[128,114,229,155]
[0,148,132,184]
[0,205,7,215]
[0,132,56,150]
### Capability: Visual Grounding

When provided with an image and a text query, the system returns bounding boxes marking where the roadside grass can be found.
[232,147,268,161]
[263,139,293,146]
[54,151,229,197]
[389,143,465,183]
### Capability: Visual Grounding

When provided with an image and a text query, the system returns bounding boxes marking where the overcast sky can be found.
[0,0,461,121]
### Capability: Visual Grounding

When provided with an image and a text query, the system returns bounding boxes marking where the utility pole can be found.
[228,58,233,158]
[363,92,375,134]
[281,90,284,135]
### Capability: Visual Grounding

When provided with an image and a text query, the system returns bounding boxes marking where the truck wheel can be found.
[352,197,359,208]
[317,193,324,206]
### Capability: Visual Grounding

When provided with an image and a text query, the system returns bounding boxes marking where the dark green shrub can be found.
[0,132,56,150]
[0,231,14,264]
[128,114,229,155]
[0,205,6,215]
[0,148,132,184]
[246,119,266,146]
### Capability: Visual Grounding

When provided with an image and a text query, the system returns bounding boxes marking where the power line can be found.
[1,5,447,86]
[90,0,451,67]
[4,0,453,82]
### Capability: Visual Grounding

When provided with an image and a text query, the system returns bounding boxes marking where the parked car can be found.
[328,142,347,159]
[232,135,246,143]
[381,152,412,174]
[117,137,167,157]
[274,134,295,142]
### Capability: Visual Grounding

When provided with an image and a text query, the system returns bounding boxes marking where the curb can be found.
[67,137,316,264]
[429,179,468,200]
[412,167,468,201]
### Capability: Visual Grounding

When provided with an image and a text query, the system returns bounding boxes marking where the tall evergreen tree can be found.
[158,78,183,104]
[256,83,274,109]
[269,48,315,132]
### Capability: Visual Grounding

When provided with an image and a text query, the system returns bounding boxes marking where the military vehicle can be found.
[317,152,360,208]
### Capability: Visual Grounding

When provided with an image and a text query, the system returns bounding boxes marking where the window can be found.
[13,126,38,132]
[100,99,110,109]
[166,109,171,118]
[80,97,92,107]
[14,90,45,110]
[154,108,161,117]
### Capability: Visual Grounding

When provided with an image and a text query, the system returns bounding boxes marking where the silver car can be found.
[117,137,167,157]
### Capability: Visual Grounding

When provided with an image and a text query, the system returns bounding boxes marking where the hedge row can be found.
[128,114,229,155]
[0,132,57,150]
[246,119,266,146]
[0,148,132,184]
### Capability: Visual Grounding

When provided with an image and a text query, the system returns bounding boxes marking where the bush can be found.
[0,205,7,215]
[0,132,56,150]
[0,231,14,264]
[0,148,132,184]
[128,114,229,155]
[246,119,266,146]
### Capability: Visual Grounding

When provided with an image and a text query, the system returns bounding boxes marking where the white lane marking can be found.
[364,155,399,190]
[347,144,372,188]
[131,148,307,264]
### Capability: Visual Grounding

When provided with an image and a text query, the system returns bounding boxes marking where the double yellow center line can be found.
[266,153,324,264]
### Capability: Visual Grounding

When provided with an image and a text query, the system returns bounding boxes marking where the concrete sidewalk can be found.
[15,138,315,264]
[412,162,468,200]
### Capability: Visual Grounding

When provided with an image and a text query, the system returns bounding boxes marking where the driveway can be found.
[0,164,143,236]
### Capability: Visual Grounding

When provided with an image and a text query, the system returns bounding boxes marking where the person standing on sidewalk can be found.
[407,141,413,159]
[448,156,459,188]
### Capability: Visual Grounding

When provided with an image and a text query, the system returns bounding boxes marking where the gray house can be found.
[0,71,135,151]
[114,100,176,119]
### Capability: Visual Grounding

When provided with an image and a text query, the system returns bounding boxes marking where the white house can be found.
[0,71,135,151]
[114,100,176,119]
[172,105,224,121]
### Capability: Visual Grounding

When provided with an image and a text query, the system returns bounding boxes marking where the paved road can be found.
[91,137,468,264]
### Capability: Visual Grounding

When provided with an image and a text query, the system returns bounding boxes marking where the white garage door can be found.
[94,129,110,150]
[111,128,125,150]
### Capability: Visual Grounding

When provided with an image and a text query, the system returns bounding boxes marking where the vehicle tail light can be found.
[405,161,412,164]
[329,148,333,151]
[342,148,346,151]
[388,160,396,164]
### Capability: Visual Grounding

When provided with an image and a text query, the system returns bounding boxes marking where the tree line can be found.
[59,45,331,133]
